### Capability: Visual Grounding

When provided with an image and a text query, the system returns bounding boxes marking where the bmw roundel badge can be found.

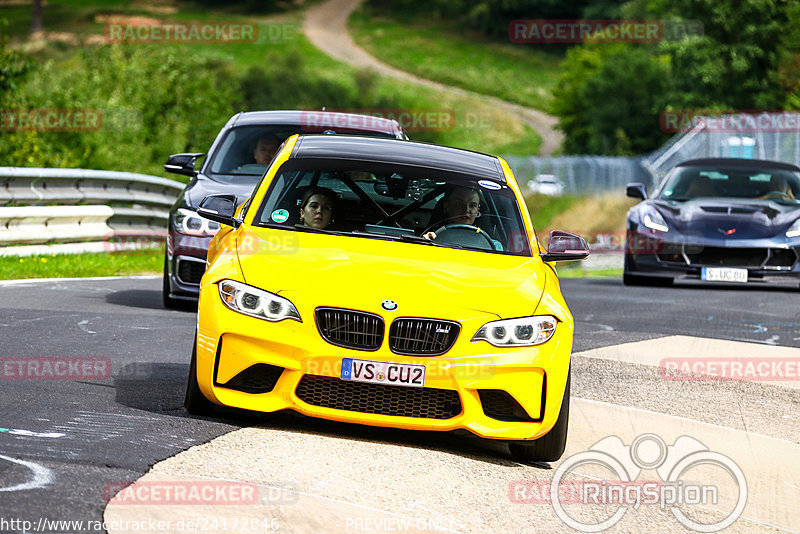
[381,300,398,311]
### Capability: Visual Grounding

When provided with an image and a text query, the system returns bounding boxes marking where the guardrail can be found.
[0,167,183,256]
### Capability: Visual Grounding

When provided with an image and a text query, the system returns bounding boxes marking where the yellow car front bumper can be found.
[196,284,572,442]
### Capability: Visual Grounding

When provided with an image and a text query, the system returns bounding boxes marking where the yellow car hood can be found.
[235,227,547,319]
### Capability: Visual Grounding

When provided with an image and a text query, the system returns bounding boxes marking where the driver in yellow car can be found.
[423,186,504,250]
[423,186,481,239]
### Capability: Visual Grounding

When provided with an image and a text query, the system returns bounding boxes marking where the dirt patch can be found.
[94,14,163,26]
[546,193,638,235]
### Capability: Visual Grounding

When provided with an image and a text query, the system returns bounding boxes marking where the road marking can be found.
[77,318,97,335]
[0,427,65,438]
[0,455,53,492]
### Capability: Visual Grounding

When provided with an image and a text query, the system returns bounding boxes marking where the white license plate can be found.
[341,358,425,388]
[701,267,748,283]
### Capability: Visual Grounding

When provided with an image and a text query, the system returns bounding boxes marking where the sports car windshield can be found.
[206,126,400,181]
[252,161,532,256]
[659,166,800,204]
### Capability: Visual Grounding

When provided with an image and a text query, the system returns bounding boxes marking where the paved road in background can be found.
[0,276,797,532]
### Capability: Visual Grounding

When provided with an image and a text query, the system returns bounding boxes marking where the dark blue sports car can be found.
[624,158,800,287]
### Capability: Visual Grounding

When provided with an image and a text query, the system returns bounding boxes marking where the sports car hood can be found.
[234,227,547,320]
[650,199,800,239]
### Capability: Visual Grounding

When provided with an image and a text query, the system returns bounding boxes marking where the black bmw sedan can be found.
[624,158,800,288]
[162,110,407,307]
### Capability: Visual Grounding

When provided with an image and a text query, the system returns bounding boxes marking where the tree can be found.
[552,0,792,154]
[31,0,42,34]
[552,44,670,155]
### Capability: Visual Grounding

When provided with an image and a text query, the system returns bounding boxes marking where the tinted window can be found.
[659,166,800,204]
[253,161,532,256]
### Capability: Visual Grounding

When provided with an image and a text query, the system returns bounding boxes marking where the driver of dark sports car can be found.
[423,186,503,250]
[758,175,796,200]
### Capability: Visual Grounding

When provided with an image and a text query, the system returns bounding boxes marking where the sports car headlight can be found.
[787,219,800,238]
[642,206,669,232]
[173,208,220,236]
[472,316,557,347]
[218,280,301,322]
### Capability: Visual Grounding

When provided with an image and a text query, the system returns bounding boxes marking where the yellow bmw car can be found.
[186,135,588,462]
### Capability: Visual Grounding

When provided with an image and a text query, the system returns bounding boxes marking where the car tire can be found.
[162,257,180,309]
[185,342,216,416]
[508,368,570,463]
[623,255,672,287]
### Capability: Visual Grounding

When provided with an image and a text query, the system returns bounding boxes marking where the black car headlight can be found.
[173,208,220,236]
[218,280,301,322]
[472,316,557,347]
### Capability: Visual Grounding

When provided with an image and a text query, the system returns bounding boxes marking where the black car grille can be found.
[176,258,205,285]
[315,308,384,351]
[295,375,462,419]
[657,245,798,270]
[219,364,284,393]
[684,246,796,269]
[764,249,798,269]
[388,318,460,356]
[478,390,538,422]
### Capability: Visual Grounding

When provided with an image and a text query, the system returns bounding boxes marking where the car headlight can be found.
[218,280,301,322]
[173,208,220,236]
[642,206,669,232]
[472,316,557,347]
[787,219,800,238]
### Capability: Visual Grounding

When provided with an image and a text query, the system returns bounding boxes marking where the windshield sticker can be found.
[478,180,502,190]
[271,209,289,223]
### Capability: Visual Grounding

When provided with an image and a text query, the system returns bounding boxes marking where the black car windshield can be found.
[252,161,533,256]
[205,126,400,181]
[659,166,800,204]
[206,125,305,180]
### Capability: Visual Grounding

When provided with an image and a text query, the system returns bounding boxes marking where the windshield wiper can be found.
[399,234,465,249]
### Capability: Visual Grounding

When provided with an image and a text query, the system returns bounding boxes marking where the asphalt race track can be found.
[0,276,797,533]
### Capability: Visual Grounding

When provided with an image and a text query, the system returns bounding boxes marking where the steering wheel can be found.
[430,224,496,250]
[760,191,793,200]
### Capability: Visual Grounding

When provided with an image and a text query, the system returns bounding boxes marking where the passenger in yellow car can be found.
[299,187,336,229]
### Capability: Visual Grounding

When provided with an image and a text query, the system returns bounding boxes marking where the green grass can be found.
[0,249,163,280]
[555,266,622,278]
[349,2,563,113]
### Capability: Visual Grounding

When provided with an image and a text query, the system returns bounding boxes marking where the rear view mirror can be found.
[626,182,647,200]
[197,194,240,228]
[540,230,590,262]
[164,153,206,177]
